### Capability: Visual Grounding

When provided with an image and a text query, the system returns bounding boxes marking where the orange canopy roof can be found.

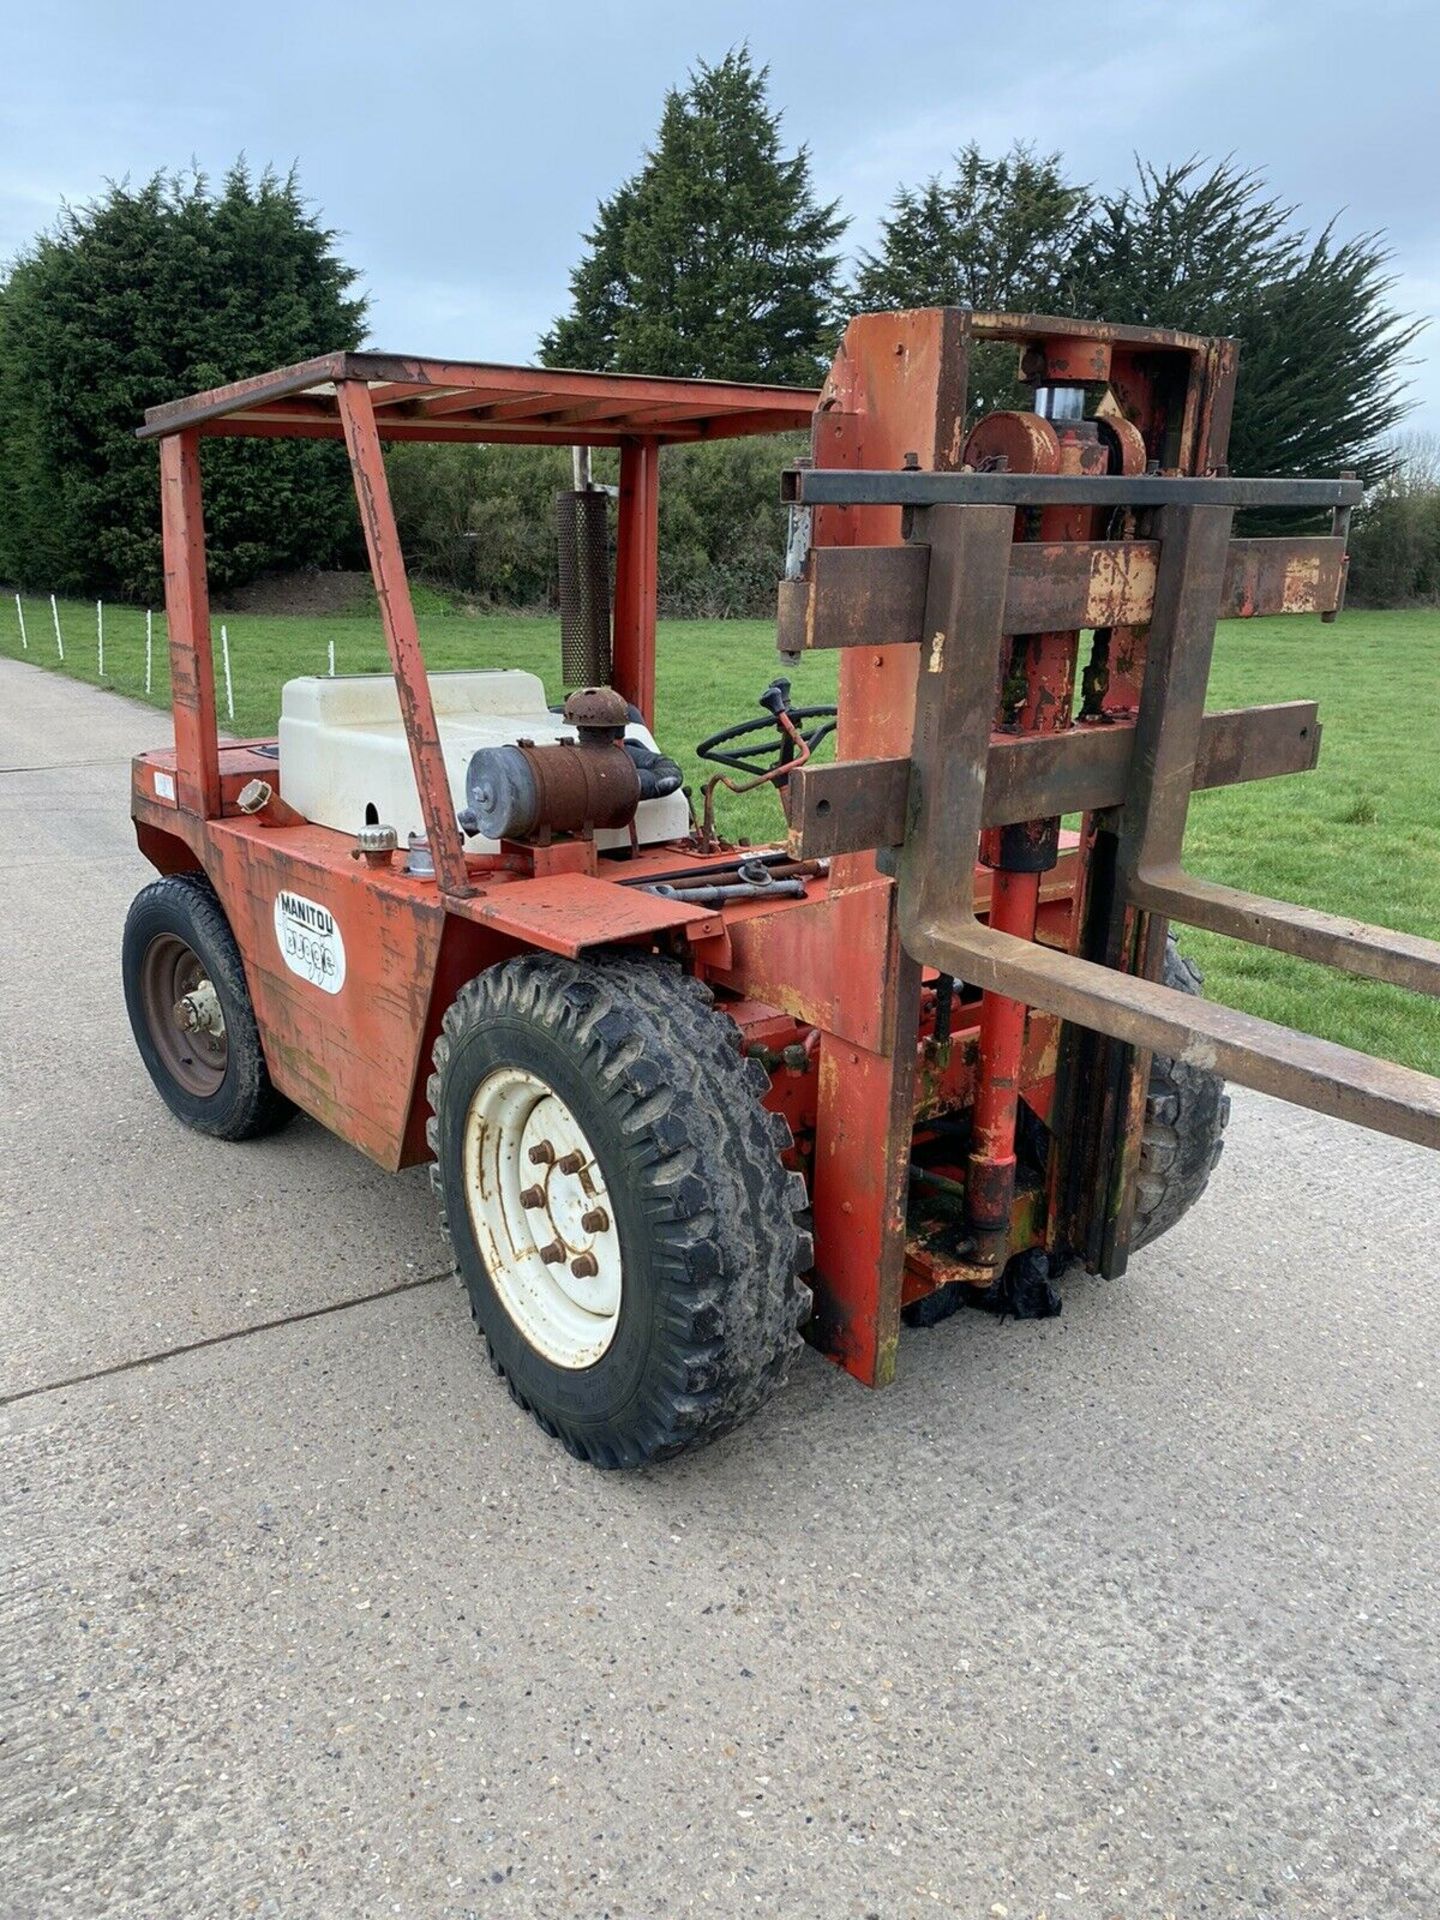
[139,351,819,448]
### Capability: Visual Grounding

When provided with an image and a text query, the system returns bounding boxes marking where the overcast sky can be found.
[3,0,1436,431]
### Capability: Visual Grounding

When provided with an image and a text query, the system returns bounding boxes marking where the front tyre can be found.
[1131,937,1231,1249]
[428,953,812,1468]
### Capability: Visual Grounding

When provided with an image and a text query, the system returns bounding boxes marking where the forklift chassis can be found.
[123,309,1440,1464]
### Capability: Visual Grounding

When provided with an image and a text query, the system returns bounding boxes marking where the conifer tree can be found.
[541,49,845,385]
[0,163,367,597]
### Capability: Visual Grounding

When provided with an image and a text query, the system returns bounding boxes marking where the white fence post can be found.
[14,594,27,651]
[145,609,154,695]
[96,599,104,678]
[49,593,64,662]
[220,622,235,723]
[328,635,336,678]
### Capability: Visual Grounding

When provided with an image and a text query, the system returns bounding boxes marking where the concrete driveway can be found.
[2,653,1436,1920]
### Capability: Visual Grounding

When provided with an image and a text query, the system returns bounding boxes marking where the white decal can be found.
[273,889,347,995]
[153,770,176,800]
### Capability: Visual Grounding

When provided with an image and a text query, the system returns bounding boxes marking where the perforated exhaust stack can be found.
[555,487,612,688]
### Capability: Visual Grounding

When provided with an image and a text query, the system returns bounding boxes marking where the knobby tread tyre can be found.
[428,951,812,1468]
[122,871,296,1141]
[1131,937,1231,1250]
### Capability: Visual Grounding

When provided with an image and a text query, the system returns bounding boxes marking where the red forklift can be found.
[122,308,1440,1466]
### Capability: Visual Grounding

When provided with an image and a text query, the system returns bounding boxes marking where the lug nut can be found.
[580,1207,610,1234]
[528,1140,555,1165]
[570,1252,599,1280]
[557,1150,585,1175]
[519,1185,546,1210]
[538,1241,565,1265]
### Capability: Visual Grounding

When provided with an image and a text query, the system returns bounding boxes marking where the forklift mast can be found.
[777,311,1433,1379]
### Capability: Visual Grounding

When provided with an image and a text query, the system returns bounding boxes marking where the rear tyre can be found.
[1131,937,1231,1249]
[122,872,296,1140]
[428,952,812,1468]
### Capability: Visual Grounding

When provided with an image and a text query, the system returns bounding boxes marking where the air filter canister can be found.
[465,739,640,842]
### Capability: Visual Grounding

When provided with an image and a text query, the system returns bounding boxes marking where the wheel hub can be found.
[175,978,225,1038]
[139,932,228,1098]
[462,1066,623,1369]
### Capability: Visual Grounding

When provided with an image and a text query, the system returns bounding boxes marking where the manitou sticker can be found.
[273,889,347,995]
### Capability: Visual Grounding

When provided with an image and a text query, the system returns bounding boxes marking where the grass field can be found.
[4,592,1438,1074]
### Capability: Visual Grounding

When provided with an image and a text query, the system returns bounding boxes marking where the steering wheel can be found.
[695,678,837,780]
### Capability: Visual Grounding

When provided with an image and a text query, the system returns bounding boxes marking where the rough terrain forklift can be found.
[122,309,1440,1466]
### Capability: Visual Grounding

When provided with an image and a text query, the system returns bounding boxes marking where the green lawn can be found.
[5,593,1437,1074]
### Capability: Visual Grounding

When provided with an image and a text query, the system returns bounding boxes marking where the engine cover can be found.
[277,669,690,850]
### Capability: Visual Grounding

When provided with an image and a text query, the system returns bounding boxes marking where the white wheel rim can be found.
[461,1065,623,1370]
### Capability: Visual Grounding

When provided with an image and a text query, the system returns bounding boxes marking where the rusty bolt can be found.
[570,1252,599,1280]
[556,1150,586,1175]
[538,1241,565,1265]
[528,1140,555,1165]
[580,1207,609,1234]
[519,1185,546,1210]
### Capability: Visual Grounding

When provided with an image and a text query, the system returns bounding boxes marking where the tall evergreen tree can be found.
[1068,158,1419,482]
[855,142,1090,315]
[0,163,367,599]
[857,151,1416,483]
[1068,158,1292,335]
[854,142,1092,415]
[541,49,846,385]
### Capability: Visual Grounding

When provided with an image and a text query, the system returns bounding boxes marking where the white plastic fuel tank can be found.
[278,669,691,852]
